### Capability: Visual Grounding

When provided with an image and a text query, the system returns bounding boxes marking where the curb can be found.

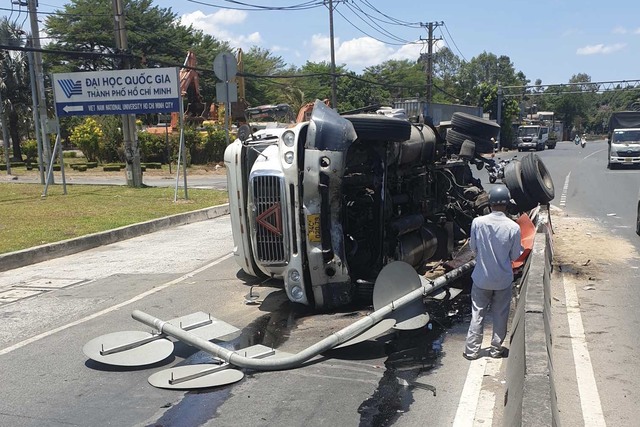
[0,203,230,273]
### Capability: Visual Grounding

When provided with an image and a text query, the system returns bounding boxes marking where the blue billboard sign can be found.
[53,68,181,117]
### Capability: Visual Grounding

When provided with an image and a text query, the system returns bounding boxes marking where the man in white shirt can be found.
[463,185,523,360]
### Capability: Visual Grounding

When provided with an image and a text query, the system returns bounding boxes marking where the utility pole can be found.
[426,22,444,104]
[112,0,142,187]
[27,0,53,182]
[0,89,11,175]
[326,0,338,109]
[421,21,443,124]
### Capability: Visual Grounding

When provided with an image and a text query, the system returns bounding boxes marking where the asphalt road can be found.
[524,139,640,427]
[3,140,637,426]
[0,218,508,426]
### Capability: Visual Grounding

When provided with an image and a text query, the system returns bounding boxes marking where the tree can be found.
[241,47,288,107]
[458,52,528,107]
[363,59,425,102]
[0,18,30,161]
[44,0,202,72]
[547,73,593,133]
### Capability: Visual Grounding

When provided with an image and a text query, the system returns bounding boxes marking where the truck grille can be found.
[252,175,287,264]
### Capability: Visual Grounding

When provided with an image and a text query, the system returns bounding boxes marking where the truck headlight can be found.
[284,151,294,164]
[290,285,304,301]
[288,269,301,282]
[282,131,295,147]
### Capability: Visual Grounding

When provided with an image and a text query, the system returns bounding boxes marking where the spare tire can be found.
[344,114,412,142]
[503,160,538,211]
[520,153,555,203]
[451,112,500,139]
[446,129,495,154]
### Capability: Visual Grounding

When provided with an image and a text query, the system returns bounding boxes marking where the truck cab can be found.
[608,128,640,169]
[516,125,548,152]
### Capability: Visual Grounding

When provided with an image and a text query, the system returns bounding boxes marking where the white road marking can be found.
[453,357,488,426]
[563,274,607,426]
[560,172,570,207]
[453,333,502,426]
[0,253,233,356]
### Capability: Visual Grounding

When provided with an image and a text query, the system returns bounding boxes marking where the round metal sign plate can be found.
[372,261,429,331]
[148,365,244,390]
[83,331,174,367]
[213,52,237,81]
[334,318,396,349]
[373,261,422,309]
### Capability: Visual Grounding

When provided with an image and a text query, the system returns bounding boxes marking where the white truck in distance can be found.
[607,111,640,169]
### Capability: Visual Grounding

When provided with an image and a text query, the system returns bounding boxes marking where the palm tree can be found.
[0,18,32,161]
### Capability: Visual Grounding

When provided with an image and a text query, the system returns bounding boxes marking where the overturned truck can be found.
[224,101,554,310]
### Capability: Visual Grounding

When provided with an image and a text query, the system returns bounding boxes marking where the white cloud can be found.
[576,43,626,55]
[337,37,394,67]
[635,28,640,35]
[180,10,262,50]
[612,26,627,34]
[308,34,333,62]
[307,35,430,69]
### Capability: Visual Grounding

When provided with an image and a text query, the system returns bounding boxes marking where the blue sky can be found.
[6,0,640,86]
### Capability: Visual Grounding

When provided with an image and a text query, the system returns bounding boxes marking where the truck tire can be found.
[446,129,495,153]
[520,153,554,203]
[503,160,538,211]
[344,115,412,142]
[451,112,500,140]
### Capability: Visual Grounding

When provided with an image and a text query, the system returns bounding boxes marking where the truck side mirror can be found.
[237,124,252,143]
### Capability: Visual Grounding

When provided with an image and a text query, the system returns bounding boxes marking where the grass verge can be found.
[0,183,228,255]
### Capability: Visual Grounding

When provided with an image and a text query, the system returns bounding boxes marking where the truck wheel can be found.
[344,115,412,142]
[451,112,500,140]
[503,160,538,211]
[521,153,554,203]
[446,129,495,153]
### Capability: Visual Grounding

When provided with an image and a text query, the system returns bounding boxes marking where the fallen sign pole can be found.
[132,259,475,372]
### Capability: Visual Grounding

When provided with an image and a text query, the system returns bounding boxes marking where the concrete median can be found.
[503,207,557,426]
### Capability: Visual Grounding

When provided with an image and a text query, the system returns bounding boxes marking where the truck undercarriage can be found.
[225,100,554,310]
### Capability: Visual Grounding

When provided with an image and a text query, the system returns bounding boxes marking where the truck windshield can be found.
[613,130,640,143]
[518,127,538,137]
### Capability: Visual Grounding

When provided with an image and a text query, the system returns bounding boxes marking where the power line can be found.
[358,0,422,28]
[185,0,324,11]
[441,22,467,62]
[343,2,414,45]
[333,6,410,46]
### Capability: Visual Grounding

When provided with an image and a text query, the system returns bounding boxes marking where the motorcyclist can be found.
[581,133,587,148]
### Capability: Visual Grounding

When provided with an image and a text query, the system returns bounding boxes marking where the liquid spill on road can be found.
[148,298,299,427]
[148,283,471,427]
[357,285,470,427]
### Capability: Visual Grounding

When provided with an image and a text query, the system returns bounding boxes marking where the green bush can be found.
[141,162,162,169]
[70,118,103,162]
[21,139,38,163]
[103,165,122,172]
[138,131,169,163]
[63,151,78,158]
